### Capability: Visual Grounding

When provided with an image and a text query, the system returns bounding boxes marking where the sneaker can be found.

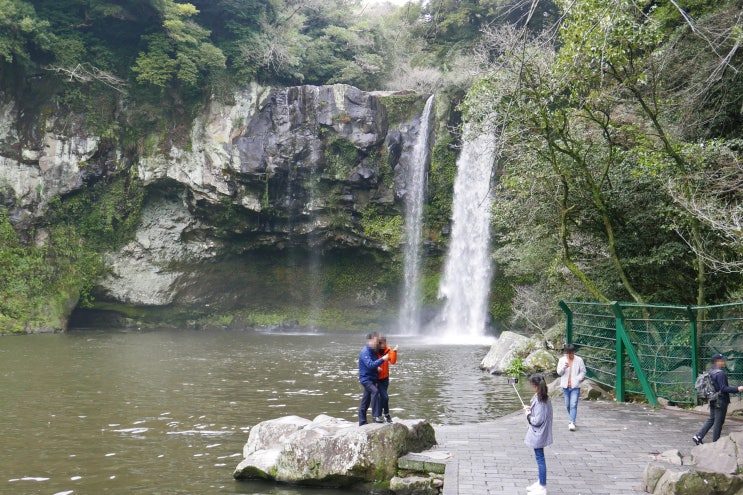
[385,415,393,423]
[568,422,576,431]
[529,485,547,495]
[526,481,541,492]
[373,416,385,424]
[692,435,703,445]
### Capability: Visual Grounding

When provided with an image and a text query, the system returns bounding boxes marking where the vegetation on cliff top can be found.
[2,0,743,333]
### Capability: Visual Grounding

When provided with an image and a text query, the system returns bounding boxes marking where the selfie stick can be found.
[509,378,526,408]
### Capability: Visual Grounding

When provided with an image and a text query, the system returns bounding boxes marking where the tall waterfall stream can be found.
[436,129,498,339]
[398,95,435,334]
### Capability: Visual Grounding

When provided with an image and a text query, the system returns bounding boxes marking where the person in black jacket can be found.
[693,354,743,444]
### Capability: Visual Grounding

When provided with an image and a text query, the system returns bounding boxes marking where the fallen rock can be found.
[580,379,612,400]
[691,436,738,474]
[397,450,450,475]
[643,433,743,494]
[546,378,610,401]
[480,331,530,373]
[656,449,683,466]
[234,414,437,490]
[389,474,442,495]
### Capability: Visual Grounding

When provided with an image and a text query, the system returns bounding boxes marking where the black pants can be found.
[696,401,728,442]
[378,377,390,416]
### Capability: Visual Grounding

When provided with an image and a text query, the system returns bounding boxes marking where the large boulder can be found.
[480,331,531,373]
[523,349,557,374]
[643,434,743,494]
[233,414,437,489]
[547,378,611,401]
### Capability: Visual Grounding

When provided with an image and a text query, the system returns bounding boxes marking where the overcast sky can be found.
[363,0,412,5]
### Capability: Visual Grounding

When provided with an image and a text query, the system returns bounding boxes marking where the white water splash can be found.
[398,95,435,334]
[436,129,498,338]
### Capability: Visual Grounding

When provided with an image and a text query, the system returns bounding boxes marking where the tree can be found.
[0,0,55,67]
[132,1,225,88]
[465,0,743,306]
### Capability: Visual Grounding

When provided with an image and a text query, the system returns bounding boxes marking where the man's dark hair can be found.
[711,353,726,362]
[366,332,379,340]
[564,343,576,353]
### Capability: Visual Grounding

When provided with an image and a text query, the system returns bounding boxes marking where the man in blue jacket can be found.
[693,354,743,444]
[358,332,390,426]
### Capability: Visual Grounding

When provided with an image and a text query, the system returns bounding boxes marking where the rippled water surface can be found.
[0,329,528,494]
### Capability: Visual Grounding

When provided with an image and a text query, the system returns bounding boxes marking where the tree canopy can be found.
[463,0,743,320]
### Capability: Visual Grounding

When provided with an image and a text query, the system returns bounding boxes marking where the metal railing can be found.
[559,301,743,405]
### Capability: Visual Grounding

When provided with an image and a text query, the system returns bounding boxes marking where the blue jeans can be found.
[378,378,390,416]
[359,381,380,425]
[534,447,546,486]
[563,387,580,423]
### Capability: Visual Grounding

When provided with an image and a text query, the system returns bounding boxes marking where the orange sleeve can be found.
[388,347,397,365]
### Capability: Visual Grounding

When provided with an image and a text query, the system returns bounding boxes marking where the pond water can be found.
[0,329,528,494]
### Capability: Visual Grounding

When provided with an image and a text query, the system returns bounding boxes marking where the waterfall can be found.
[436,129,497,338]
[398,95,435,334]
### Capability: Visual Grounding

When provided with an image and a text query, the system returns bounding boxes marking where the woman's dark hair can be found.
[530,374,549,402]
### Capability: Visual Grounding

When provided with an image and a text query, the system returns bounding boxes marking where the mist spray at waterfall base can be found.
[434,128,498,344]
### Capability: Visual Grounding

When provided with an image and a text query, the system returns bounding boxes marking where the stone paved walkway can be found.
[433,400,743,495]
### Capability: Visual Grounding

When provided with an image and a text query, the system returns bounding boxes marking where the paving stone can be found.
[435,400,743,495]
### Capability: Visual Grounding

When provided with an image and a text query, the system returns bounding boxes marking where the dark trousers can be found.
[378,377,390,417]
[359,381,380,425]
[696,401,728,442]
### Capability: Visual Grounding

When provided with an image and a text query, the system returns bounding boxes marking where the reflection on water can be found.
[0,329,529,494]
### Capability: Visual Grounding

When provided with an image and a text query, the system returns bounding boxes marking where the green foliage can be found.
[48,173,145,251]
[407,0,558,67]
[360,205,403,247]
[420,270,442,304]
[0,0,55,65]
[425,131,457,232]
[489,276,514,323]
[505,357,526,377]
[132,1,226,88]
[377,93,428,126]
[0,173,145,333]
[0,208,102,333]
[324,135,360,179]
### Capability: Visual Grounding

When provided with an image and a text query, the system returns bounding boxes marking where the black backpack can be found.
[695,369,720,402]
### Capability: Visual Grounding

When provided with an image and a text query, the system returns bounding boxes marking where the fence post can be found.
[559,301,572,344]
[612,302,626,402]
[687,306,699,405]
[611,302,659,406]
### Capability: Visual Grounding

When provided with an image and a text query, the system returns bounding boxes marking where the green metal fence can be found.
[559,301,743,405]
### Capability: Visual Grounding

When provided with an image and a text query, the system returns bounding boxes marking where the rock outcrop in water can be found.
[233,414,437,490]
[0,84,436,331]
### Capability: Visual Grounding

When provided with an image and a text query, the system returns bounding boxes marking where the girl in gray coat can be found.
[524,374,553,495]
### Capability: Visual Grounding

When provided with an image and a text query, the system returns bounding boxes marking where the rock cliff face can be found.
[0,84,434,330]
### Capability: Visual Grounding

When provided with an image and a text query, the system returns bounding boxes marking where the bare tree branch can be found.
[45,63,128,94]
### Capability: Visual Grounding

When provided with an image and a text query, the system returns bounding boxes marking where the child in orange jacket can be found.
[377,335,398,423]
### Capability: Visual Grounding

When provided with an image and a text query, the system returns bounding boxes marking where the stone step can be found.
[398,450,451,475]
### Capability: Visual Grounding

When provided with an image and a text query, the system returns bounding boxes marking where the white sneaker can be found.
[568,422,576,431]
[529,485,547,495]
[526,481,541,492]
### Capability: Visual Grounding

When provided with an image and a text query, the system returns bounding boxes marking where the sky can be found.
[363,0,412,5]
